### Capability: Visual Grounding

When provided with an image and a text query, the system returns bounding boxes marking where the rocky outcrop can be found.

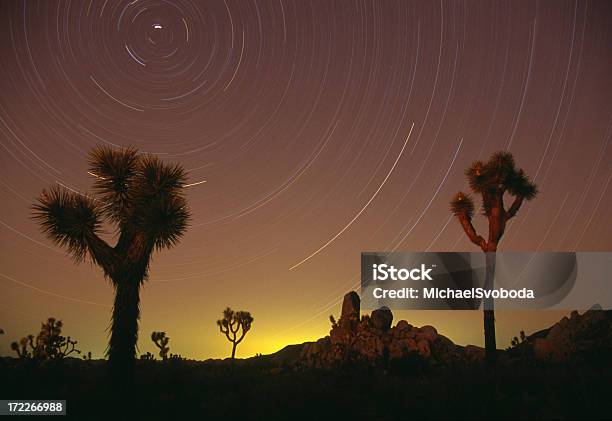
[370,307,393,331]
[287,296,612,369]
[299,291,484,368]
[339,291,360,330]
[528,308,612,361]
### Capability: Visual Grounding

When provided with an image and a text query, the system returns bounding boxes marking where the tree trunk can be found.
[108,277,141,383]
[231,342,237,360]
[483,251,497,364]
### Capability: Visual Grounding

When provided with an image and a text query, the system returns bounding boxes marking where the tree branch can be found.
[505,195,524,222]
[235,329,247,345]
[86,234,117,277]
[219,323,232,342]
[33,186,116,274]
[456,214,488,252]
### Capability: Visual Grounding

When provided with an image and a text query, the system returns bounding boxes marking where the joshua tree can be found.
[11,335,36,359]
[217,308,253,361]
[450,151,537,363]
[32,146,190,379]
[140,352,155,361]
[168,353,184,360]
[510,330,527,348]
[151,331,170,360]
[10,318,80,360]
[36,318,80,359]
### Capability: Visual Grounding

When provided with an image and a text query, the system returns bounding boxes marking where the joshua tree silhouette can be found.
[32,146,190,379]
[450,151,537,363]
[36,317,80,359]
[10,318,79,359]
[151,331,170,360]
[11,335,35,359]
[217,308,254,361]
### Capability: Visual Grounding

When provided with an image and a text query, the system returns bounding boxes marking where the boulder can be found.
[339,291,360,331]
[330,291,361,346]
[394,320,412,335]
[417,339,431,358]
[371,307,393,331]
[416,325,438,342]
[352,331,385,362]
[388,341,404,360]
[329,325,351,346]
[388,337,418,360]
[405,338,418,352]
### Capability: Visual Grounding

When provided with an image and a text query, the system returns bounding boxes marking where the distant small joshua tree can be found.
[217,308,254,361]
[10,318,79,360]
[140,351,155,361]
[151,331,170,360]
[37,318,80,359]
[511,330,527,348]
[11,335,35,359]
[168,353,184,361]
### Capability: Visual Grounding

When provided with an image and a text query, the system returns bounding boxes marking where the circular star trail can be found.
[1,0,611,359]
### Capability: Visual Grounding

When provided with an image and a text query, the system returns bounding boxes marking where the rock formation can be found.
[298,292,612,369]
[528,308,612,361]
[299,291,484,368]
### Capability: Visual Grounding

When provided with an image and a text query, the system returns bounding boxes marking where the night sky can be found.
[1,0,611,359]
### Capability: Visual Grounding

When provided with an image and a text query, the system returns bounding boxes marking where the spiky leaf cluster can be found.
[33,146,191,264]
[235,311,254,332]
[134,194,189,251]
[450,192,475,219]
[89,147,139,223]
[217,307,254,342]
[32,187,102,262]
[151,331,170,359]
[506,169,538,200]
[464,151,537,200]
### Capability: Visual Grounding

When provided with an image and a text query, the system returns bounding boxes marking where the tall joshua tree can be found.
[33,146,190,379]
[217,308,253,362]
[450,151,537,363]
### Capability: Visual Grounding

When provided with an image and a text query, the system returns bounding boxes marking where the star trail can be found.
[1,0,611,359]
